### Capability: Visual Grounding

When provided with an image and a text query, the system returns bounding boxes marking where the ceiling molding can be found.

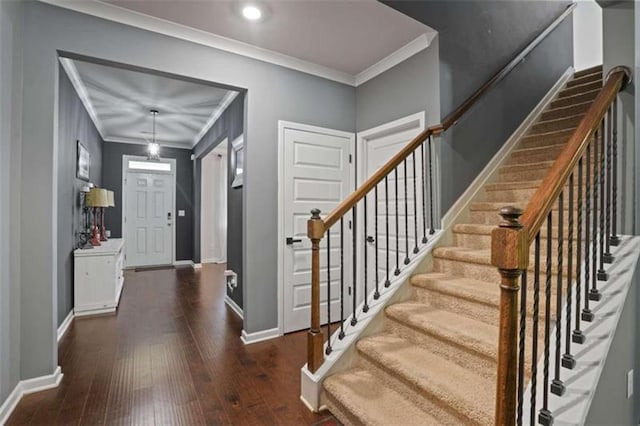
[355,32,435,86]
[40,0,435,87]
[59,57,107,140]
[40,0,355,86]
[191,91,239,147]
[103,136,192,150]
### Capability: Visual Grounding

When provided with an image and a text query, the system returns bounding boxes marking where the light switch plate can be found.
[627,370,634,399]
[178,210,185,217]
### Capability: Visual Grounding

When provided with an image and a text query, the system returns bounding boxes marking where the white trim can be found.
[354,33,435,86]
[59,57,106,140]
[440,66,575,229]
[105,137,193,151]
[277,121,356,337]
[193,263,202,269]
[173,260,194,267]
[201,258,226,264]
[42,0,434,87]
[40,0,354,86]
[57,310,74,343]
[192,92,239,147]
[122,155,177,268]
[0,367,63,425]
[224,295,244,320]
[240,327,280,345]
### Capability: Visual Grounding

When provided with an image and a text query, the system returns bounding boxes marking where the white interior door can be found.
[124,160,175,268]
[281,123,354,333]
[358,113,425,290]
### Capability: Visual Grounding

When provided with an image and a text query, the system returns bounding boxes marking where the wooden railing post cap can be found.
[607,65,633,90]
[499,206,523,229]
[307,208,325,240]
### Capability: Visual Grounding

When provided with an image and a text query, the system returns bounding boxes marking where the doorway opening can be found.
[200,139,228,265]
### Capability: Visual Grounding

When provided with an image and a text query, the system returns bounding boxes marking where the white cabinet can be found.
[74,238,125,316]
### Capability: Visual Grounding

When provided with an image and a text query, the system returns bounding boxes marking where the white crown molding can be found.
[41,0,435,87]
[355,32,436,86]
[39,0,355,85]
[192,91,239,147]
[103,136,192,150]
[59,57,107,140]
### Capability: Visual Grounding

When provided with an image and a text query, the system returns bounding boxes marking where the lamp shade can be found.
[107,190,115,207]
[85,188,109,207]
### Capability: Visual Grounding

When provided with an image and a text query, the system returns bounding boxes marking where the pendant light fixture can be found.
[148,109,160,161]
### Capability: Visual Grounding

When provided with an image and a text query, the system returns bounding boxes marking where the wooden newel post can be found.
[307,208,325,373]
[491,206,528,426]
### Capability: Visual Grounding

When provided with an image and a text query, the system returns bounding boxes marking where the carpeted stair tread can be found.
[411,272,498,306]
[566,71,603,88]
[433,247,491,266]
[540,101,592,121]
[323,368,441,426]
[453,223,496,235]
[385,303,498,360]
[550,89,600,109]
[356,334,494,425]
[558,80,602,98]
[509,143,566,160]
[573,65,602,78]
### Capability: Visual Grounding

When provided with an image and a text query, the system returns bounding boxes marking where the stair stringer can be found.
[299,65,576,413]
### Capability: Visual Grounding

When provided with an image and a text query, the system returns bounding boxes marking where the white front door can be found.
[281,122,354,333]
[358,113,426,289]
[123,159,175,268]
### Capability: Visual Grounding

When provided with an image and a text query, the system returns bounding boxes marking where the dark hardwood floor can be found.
[7,264,336,425]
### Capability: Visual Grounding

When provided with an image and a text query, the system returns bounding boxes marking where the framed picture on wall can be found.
[77,140,90,181]
[231,134,244,188]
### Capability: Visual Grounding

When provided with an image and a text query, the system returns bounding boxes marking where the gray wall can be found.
[193,93,245,309]
[602,2,636,235]
[382,1,574,215]
[56,69,103,327]
[17,0,354,381]
[101,142,194,261]
[356,38,440,132]
[0,0,24,406]
[585,252,640,425]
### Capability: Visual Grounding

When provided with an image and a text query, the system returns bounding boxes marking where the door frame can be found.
[277,120,356,336]
[200,138,228,264]
[355,112,427,301]
[121,154,177,268]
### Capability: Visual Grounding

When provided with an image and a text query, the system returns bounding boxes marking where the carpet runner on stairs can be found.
[322,65,603,425]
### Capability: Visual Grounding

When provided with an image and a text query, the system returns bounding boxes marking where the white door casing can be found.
[279,121,355,334]
[357,112,427,294]
[122,156,176,268]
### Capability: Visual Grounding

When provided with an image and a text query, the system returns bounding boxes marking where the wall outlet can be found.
[627,369,634,399]
[178,210,185,217]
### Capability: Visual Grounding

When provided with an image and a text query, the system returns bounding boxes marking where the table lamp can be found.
[85,188,109,246]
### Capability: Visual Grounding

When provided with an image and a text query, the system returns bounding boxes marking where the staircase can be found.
[322,66,603,425]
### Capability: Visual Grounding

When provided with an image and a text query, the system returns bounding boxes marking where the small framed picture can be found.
[77,141,90,181]
[231,134,244,188]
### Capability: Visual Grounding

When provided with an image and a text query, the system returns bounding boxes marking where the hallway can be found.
[7,265,333,425]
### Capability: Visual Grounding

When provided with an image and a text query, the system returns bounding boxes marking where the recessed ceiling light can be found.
[242,5,262,21]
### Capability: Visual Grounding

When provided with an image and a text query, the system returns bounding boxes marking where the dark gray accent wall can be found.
[101,142,194,261]
[0,0,24,406]
[382,1,573,215]
[356,39,440,131]
[585,250,640,425]
[57,68,103,327]
[193,93,245,309]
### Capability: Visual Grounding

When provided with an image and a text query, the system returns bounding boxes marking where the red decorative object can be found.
[100,207,108,242]
[91,208,101,246]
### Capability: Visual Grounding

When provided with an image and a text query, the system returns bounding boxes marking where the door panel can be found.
[283,127,353,333]
[125,171,173,267]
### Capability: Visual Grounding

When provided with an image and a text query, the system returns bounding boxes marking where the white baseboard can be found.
[224,295,244,319]
[0,367,63,425]
[193,263,202,269]
[440,66,575,229]
[57,310,74,343]
[173,260,194,267]
[240,327,280,345]
[202,258,226,264]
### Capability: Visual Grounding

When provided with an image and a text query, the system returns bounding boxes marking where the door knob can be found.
[366,236,375,243]
[286,237,302,245]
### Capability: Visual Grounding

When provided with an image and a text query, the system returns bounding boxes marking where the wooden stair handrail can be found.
[520,66,631,243]
[442,3,576,129]
[322,124,442,229]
